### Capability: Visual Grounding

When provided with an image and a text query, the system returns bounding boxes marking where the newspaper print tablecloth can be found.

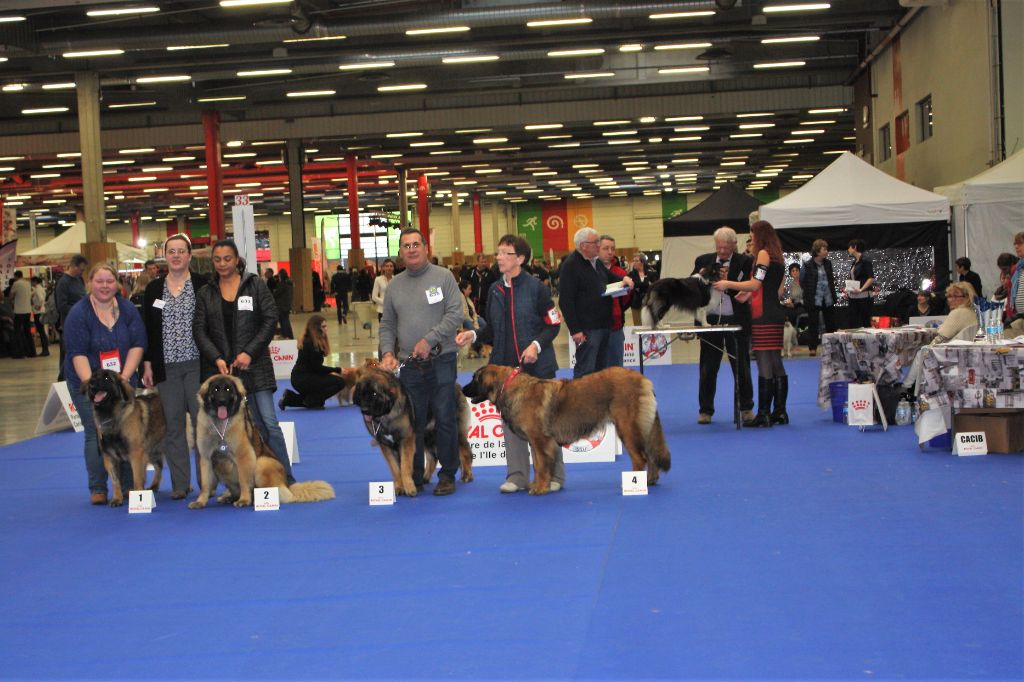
[916,343,1024,413]
[816,328,938,408]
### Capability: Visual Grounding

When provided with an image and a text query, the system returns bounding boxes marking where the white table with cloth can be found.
[912,340,1024,444]
[816,327,939,409]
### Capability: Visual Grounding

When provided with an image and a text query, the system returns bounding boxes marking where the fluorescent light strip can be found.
[167,43,229,51]
[658,66,709,74]
[594,120,631,126]
[0,16,26,23]
[654,42,711,50]
[603,130,638,136]
[739,123,775,129]
[108,101,157,109]
[527,17,592,27]
[22,107,69,115]
[761,35,820,44]
[650,11,715,19]
[406,26,470,35]
[674,125,708,132]
[665,115,703,122]
[237,69,292,77]
[730,133,762,138]
[197,96,246,102]
[763,3,831,12]
[473,137,507,144]
[220,0,291,7]
[63,49,124,58]
[338,61,394,70]
[525,123,563,130]
[136,75,191,83]
[753,61,805,69]
[809,107,845,114]
[547,48,605,57]
[442,55,499,64]
[87,6,159,16]
[377,83,427,92]
[42,82,76,90]
[737,112,774,118]
[802,120,836,125]
[287,90,336,97]
[409,141,444,147]
[619,44,643,52]
[565,72,615,79]
[282,35,346,43]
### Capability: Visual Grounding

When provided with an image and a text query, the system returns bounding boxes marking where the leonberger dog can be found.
[462,365,671,494]
[352,365,473,497]
[83,369,167,507]
[189,374,335,509]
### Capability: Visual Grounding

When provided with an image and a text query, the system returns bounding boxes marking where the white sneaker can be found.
[548,481,563,492]
[499,481,524,494]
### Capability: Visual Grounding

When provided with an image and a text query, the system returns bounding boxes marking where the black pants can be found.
[12,313,35,358]
[33,316,49,355]
[292,371,347,408]
[805,303,837,351]
[335,293,349,321]
[698,318,753,415]
[850,298,873,328]
[278,312,293,339]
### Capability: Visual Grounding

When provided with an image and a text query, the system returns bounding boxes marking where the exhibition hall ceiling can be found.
[0,0,907,228]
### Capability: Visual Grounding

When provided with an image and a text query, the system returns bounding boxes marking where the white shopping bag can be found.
[847,382,877,426]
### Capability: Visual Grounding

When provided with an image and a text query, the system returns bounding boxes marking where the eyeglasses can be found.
[496,250,517,258]
[947,293,966,299]
[400,241,423,250]
[166,249,188,256]
[581,240,599,246]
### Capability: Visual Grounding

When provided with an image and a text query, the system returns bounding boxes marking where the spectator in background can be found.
[30,276,49,357]
[598,235,629,368]
[311,270,324,312]
[781,262,805,326]
[279,315,347,411]
[846,238,875,328]
[56,254,88,380]
[354,264,373,302]
[1005,233,1024,333]
[144,259,160,280]
[9,271,34,359]
[558,227,632,378]
[955,257,983,299]
[914,289,941,317]
[273,268,295,338]
[799,239,837,357]
[371,259,395,322]
[468,254,496,318]
[263,267,278,292]
[994,252,1015,302]
[330,264,351,324]
[628,252,656,326]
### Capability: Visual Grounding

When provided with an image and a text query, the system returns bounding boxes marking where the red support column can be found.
[417,174,430,247]
[130,211,140,246]
[472,192,483,253]
[346,154,360,250]
[202,110,224,239]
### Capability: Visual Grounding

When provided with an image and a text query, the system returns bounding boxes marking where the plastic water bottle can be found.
[842,403,849,424]
[895,399,911,426]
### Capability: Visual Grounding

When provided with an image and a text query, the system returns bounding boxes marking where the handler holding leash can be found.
[379,229,464,496]
[456,234,564,494]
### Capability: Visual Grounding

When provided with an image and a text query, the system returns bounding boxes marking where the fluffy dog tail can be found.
[282,481,336,503]
[646,414,671,473]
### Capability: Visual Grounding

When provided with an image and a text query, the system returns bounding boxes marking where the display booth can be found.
[760,152,951,323]
[660,182,763,278]
[19,222,147,266]
[935,148,1024,274]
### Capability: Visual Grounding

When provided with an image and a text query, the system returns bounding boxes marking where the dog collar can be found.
[497,366,523,403]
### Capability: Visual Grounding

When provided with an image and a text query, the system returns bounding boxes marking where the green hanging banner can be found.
[516,201,543,261]
[661,193,688,221]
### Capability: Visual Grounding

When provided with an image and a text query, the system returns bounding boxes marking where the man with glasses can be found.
[558,227,632,379]
[379,229,465,496]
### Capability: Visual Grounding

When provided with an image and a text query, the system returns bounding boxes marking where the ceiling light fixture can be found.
[761,35,821,44]
[649,11,715,19]
[283,35,346,43]
[220,0,291,7]
[108,101,157,109]
[525,123,563,130]
[87,6,159,16]
[658,66,710,74]
[22,107,69,115]
[338,61,395,70]
[136,74,191,83]
[763,3,831,13]
[547,48,605,57]
[442,55,499,64]
[654,42,712,50]
[619,44,643,52]
[287,90,336,97]
[753,61,806,69]
[377,83,427,92]
[237,68,292,77]
[808,107,845,114]
[565,72,615,79]
[63,49,125,58]
[167,43,229,51]
[197,95,246,102]
[406,26,470,35]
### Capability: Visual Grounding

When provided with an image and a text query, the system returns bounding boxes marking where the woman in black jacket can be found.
[141,233,207,498]
[273,268,294,339]
[279,314,347,410]
[193,239,293,483]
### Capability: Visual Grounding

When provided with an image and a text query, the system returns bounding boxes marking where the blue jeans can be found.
[606,328,625,368]
[69,386,132,494]
[248,389,294,484]
[573,328,610,379]
[399,352,459,484]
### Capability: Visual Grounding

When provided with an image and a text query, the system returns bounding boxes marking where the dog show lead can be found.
[193,239,295,485]
[63,263,148,505]
[455,233,564,494]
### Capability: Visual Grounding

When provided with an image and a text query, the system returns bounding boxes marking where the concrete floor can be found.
[1,301,706,447]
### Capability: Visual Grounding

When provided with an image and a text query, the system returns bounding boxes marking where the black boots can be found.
[278,389,303,411]
[744,377,774,428]
[771,376,789,425]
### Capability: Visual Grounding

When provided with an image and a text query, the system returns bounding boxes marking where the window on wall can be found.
[917,95,934,141]
[895,111,910,155]
[879,123,892,161]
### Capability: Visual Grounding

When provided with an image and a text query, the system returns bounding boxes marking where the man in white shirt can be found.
[9,271,35,358]
[30,276,50,356]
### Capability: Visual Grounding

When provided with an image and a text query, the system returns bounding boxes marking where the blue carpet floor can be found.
[0,359,1021,680]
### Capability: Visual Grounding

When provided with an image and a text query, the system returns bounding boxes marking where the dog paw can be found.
[460,473,474,483]
[234,499,251,508]
[108,497,124,507]
[216,493,235,504]
[187,499,207,510]
[528,483,550,495]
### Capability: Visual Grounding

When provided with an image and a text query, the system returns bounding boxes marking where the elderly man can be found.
[693,226,754,424]
[379,228,465,496]
[558,227,632,378]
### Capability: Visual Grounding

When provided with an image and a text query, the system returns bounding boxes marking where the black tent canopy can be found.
[663,182,764,237]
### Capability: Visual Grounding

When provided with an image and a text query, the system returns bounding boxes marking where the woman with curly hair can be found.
[712,220,789,427]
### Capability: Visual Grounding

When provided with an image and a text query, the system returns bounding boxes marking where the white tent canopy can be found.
[20,221,147,263]
[935,149,1024,281]
[760,151,950,228]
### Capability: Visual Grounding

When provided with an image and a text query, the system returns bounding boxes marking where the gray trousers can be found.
[158,360,201,495]
[503,421,565,487]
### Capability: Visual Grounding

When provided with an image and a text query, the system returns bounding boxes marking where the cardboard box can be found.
[953,409,1024,454]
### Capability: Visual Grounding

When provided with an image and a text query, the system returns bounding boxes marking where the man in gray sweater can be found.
[379,228,465,496]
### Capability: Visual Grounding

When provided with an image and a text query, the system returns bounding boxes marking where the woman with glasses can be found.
[193,239,294,484]
[904,281,979,392]
[141,234,208,499]
[279,314,347,410]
